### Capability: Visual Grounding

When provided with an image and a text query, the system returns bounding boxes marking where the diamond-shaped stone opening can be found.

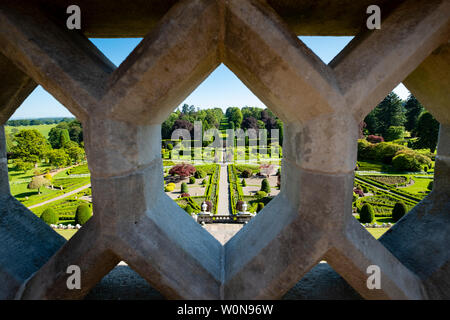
[162,63,283,244]
[5,86,90,240]
[354,91,437,239]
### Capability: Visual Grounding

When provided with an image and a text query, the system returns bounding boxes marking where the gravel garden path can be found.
[216,164,232,216]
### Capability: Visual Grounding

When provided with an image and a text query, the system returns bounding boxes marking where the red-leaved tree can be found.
[169,163,196,178]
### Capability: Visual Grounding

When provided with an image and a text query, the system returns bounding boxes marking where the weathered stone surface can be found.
[0,3,114,122]
[0,53,36,125]
[404,43,450,125]
[0,195,65,299]
[330,0,450,122]
[0,0,448,300]
[8,0,400,37]
[85,265,165,300]
[282,263,362,300]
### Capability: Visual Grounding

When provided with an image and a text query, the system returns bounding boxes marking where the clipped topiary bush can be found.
[261,178,271,194]
[189,176,196,184]
[241,169,252,178]
[165,184,175,192]
[75,204,92,225]
[185,205,193,215]
[255,191,267,199]
[374,142,406,164]
[204,200,213,212]
[40,208,58,225]
[236,200,244,212]
[194,169,206,179]
[359,204,375,223]
[357,139,377,160]
[392,202,407,222]
[257,202,265,212]
[181,182,189,194]
[392,153,422,172]
[241,178,246,187]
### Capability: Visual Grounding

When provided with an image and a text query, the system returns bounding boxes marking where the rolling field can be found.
[5,124,57,138]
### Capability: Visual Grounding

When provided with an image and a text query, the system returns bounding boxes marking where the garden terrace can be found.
[0,0,449,300]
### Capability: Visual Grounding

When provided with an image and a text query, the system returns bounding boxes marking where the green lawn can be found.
[8,162,62,205]
[402,176,433,194]
[366,228,389,239]
[55,229,78,240]
[8,161,91,207]
[357,160,393,172]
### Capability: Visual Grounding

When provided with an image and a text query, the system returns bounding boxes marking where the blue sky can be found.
[10,37,410,119]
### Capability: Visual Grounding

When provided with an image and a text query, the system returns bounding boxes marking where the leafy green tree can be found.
[364,92,406,136]
[415,111,440,152]
[48,149,71,168]
[28,176,51,194]
[12,129,50,165]
[161,113,179,139]
[364,110,379,136]
[404,94,424,134]
[48,127,64,149]
[226,107,243,128]
[64,141,85,163]
[67,119,83,144]
[14,159,34,172]
[385,126,405,141]
[5,130,15,153]
[59,129,71,147]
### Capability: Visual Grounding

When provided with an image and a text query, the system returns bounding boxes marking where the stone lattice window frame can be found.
[0,0,449,300]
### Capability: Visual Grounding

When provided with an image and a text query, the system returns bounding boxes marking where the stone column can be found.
[434,124,450,195]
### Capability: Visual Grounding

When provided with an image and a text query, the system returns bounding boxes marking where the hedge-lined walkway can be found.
[28,183,91,209]
[216,164,232,216]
